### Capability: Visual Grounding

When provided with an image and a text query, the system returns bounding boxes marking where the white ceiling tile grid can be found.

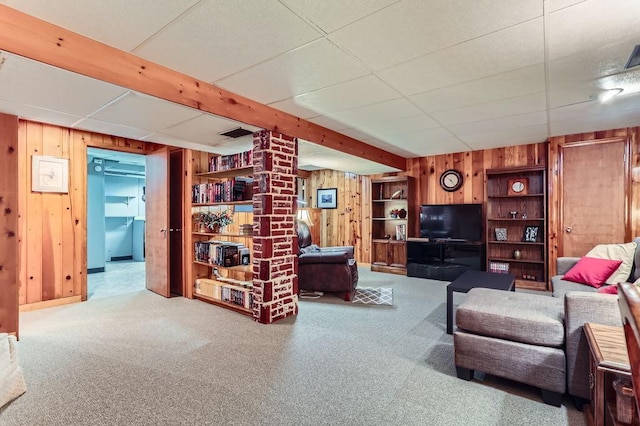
[0,1,639,175]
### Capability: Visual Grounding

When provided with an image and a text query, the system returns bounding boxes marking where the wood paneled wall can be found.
[17,120,159,308]
[306,170,369,262]
[306,144,547,265]
[0,114,19,334]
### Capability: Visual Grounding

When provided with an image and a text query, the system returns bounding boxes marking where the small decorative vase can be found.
[513,249,522,260]
[390,213,398,219]
[209,224,221,234]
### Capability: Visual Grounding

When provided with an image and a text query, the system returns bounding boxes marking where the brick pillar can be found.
[252,130,298,324]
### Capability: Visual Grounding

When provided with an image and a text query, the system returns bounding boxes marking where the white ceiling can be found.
[0,0,639,175]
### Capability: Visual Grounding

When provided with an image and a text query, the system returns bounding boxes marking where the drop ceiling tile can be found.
[215,39,369,104]
[405,134,470,157]
[309,98,424,132]
[365,115,441,140]
[550,91,640,123]
[410,64,546,113]
[269,75,399,118]
[460,124,548,147]
[0,53,128,116]
[547,41,638,90]
[0,100,83,127]
[160,114,260,146]
[0,0,199,51]
[141,132,219,154]
[90,92,202,132]
[279,0,398,33]
[73,118,153,140]
[550,107,640,136]
[547,0,640,60]
[448,111,548,137]
[135,0,321,82]
[328,0,541,71]
[544,0,585,13]
[378,18,544,96]
[432,92,547,126]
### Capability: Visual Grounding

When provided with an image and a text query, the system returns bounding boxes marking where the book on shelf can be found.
[209,149,253,172]
[191,178,254,204]
[489,261,510,274]
[194,241,246,267]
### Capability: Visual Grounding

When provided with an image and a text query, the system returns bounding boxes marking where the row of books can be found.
[488,261,510,274]
[210,149,253,172]
[192,178,252,204]
[194,241,250,267]
[195,278,253,309]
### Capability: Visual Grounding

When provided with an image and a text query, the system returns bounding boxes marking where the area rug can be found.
[352,287,393,306]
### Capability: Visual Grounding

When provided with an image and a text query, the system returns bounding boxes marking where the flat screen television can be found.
[419,203,483,242]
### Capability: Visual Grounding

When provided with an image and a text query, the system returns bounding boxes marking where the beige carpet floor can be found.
[0,267,585,425]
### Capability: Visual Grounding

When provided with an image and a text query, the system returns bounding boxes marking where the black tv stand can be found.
[406,238,485,281]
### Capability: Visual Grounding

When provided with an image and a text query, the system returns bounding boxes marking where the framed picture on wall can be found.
[31,155,69,193]
[317,188,337,209]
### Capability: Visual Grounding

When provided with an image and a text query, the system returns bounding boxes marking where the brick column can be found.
[252,130,298,324]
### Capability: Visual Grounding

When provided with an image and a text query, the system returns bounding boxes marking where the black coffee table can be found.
[446,270,515,334]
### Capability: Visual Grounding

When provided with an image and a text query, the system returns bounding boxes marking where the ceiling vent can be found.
[625,44,640,69]
[219,127,253,138]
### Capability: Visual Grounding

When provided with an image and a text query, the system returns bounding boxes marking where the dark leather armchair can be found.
[297,221,358,301]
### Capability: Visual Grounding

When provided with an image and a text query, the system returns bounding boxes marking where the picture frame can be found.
[31,155,69,193]
[495,227,508,241]
[317,188,337,209]
[522,226,539,242]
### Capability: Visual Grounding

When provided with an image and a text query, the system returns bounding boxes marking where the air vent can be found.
[219,127,253,138]
[625,44,640,69]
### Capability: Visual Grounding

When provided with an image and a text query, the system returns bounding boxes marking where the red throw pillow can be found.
[597,285,619,295]
[563,256,623,288]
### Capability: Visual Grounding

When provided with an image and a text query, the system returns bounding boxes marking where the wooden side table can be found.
[583,323,638,426]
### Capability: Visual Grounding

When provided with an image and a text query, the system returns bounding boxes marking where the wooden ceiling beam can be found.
[0,5,406,171]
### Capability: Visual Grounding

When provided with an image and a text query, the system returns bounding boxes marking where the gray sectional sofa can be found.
[454,241,640,407]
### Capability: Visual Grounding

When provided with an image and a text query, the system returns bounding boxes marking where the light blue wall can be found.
[87,160,106,270]
[104,175,145,260]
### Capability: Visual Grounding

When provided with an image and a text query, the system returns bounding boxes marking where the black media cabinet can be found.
[406,238,485,281]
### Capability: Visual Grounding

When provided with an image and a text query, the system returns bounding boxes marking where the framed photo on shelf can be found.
[317,188,337,209]
[495,228,507,241]
[522,226,539,242]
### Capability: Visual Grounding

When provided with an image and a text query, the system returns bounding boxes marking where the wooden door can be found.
[372,240,389,265]
[145,147,170,297]
[559,139,629,257]
[389,241,407,268]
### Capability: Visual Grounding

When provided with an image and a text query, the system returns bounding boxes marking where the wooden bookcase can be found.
[485,165,547,290]
[370,176,416,275]
[190,151,254,316]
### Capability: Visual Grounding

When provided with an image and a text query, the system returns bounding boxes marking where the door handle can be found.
[565,226,572,233]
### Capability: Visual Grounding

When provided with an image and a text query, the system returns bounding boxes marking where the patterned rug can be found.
[352,287,393,306]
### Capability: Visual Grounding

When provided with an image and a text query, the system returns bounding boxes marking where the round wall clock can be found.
[440,169,463,192]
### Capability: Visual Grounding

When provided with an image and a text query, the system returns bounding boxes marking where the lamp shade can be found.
[296,209,312,226]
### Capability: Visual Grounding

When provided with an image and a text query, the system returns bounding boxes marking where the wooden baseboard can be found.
[19,296,82,312]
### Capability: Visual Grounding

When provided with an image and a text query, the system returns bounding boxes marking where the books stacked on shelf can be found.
[192,177,253,203]
[194,241,247,267]
[489,261,510,274]
[194,278,253,309]
[210,149,253,172]
[239,224,253,236]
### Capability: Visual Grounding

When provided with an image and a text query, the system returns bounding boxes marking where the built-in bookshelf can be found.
[485,165,547,290]
[190,149,254,315]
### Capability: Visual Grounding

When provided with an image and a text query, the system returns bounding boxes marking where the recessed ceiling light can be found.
[591,88,623,103]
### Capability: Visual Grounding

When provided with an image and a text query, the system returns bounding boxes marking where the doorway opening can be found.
[87,147,147,299]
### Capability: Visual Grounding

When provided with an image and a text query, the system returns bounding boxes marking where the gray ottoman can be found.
[453,288,566,406]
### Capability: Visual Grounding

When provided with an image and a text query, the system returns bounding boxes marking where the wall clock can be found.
[507,177,529,196]
[440,169,463,192]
